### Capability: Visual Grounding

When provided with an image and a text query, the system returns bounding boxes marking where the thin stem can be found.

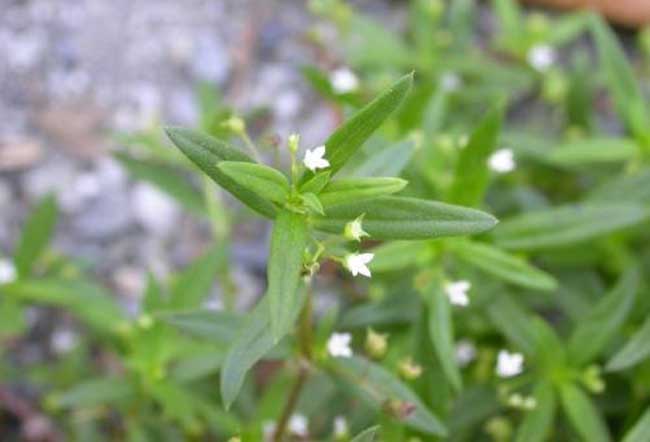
[240,131,262,163]
[272,364,308,442]
[272,291,313,441]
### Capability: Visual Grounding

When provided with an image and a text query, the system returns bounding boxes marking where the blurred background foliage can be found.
[1,0,650,441]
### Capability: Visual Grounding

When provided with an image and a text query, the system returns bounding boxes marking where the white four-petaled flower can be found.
[527,44,556,72]
[345,253,374,278]
[303,145,330,172]
[288,414,309,437]
[330,68,359,94]
[444,280,471,307]
[496,350,524,378]
[0,259,17,285]
[327,332,353,358]
[488,148,516,173]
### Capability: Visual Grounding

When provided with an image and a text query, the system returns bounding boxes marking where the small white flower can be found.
[496,350,524,378]
[344,215,369,241]
[333,416,348,439]
[330,68,359,94]
[441,71,461,92]
[303,145,330,172]
[0,259,17,284]
[444,280,471,307]
[527,44,556,72]
[345,253,374,278]
[288,414,308,437]
[327,332,353,358]
[455,339,477,367]
[488,148,516,173]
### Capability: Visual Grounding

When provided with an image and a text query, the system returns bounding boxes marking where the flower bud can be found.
[398,357,423,380]
[582,365,605,394]
[382,399,416,421]
[137,314,154,329]
[344,215,369,242]
[288,133,300,153]
[222,116,245,135]
[365,328,388,360]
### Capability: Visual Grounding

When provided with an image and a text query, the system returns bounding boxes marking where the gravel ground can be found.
[0,0,381,314]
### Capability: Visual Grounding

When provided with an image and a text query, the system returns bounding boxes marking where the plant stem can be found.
[272,292,313,441]
[240,131,262,163]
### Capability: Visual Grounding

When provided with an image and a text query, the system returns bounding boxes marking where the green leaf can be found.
[161,310,242,344]
[14,194,58,278]
[218,161,290,204]
[313,196,497,240]
[171,351,227,382]
[427,283,462,392]
[486,292,538,357]
[346,138,417,178]
[331,356,447,436]
[267,210,308,340]
[493,204,650,251]
[319,177,407,208]
[300,192,325,215]
[607,315,650,372]
[54,377,134,408]
[450,240,557,291]
[622,407,650,442]
[169,245,225,310]
[590,15,650,146]
[220,293,305,409]
[515,382,556,442]
[588,169,650,205]
[308,73,413,179]
[370,241,430,273]
[115,152,205,216]
[546,138,639,167]
[299,171,331,194]
[351,426,380,442]
[448,105,504,206]
[568,266,639,367]
[4,279,125,333]
[164,127,276,218]
[559,383,611,442]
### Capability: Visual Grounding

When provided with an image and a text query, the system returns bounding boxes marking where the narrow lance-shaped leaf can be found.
[161,310,242,345]
[165,127,276,218]
[515,382,556,442]
[546,138,639,167]
[370,241,430,273]
[450,240,557,291]
[486,291,538,357]
[590,15,650,147]
[319,177,407,209]
[606,315,650,372]
[427,283,462,392]
[448,104,504,206]
[305,73,413,180]
[568,266,639,367]
[560,383,611,442]
[299,171,331,194]
[622,407,650,442]
[14,194,58,278]
[218,161,290,204]
[220,292,306,409]
[313,196,497,240]
[351,426,380,442]
[268,210,308,340]
[493,204,650,251]
[330,356,447,436]
[169,245,226,310]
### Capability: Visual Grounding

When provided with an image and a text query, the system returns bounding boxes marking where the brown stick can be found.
[522,0,650,27]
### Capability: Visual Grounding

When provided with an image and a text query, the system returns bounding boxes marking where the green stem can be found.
[272,290,313,441]
[240,131,262,163]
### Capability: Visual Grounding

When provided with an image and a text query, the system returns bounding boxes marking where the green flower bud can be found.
[222,116,246,135]
[398,357,423,380]
[365,328,389,360]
